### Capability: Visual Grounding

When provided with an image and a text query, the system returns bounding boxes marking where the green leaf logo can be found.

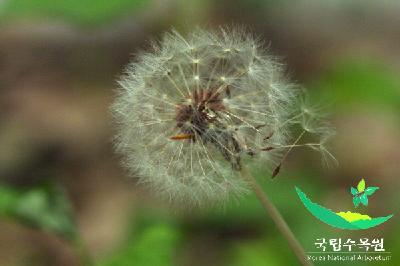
[296,177,393,230]
[296,186,393,230]
[351,179,379,207]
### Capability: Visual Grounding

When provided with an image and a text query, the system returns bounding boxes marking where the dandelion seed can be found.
[112,27,334,207]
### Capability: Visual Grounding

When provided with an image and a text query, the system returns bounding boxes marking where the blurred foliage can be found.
[0,0,150,26]
[309,59,400,111]
[202,168,326,225]
[99,169,332,266]
[227,238,293,266]
[101,222,182,266]
[0,183,77,241]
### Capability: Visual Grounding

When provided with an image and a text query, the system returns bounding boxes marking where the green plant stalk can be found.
[240,166,312,266]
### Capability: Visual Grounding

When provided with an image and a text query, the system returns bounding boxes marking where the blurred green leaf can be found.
[227,238,294,266]
[0,0,150,26]
[101,223,182,266]
[309,59,400,111]
[0,186,19,215]
[0,183,77,241]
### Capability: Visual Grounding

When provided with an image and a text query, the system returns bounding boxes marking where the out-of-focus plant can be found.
[0,0,150,26]
[101,223,182,266]
[309,60,400,111]
[0,183,75,239]
[0,183,93,265]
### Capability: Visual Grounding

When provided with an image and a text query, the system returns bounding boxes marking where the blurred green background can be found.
[0,0,399,265]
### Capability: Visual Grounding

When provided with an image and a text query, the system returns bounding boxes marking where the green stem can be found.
[240,166,313,266]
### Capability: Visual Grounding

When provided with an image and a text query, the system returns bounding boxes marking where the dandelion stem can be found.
[239,166,312,266]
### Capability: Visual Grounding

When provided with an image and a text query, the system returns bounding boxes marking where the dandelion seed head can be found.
[112,27,334,207]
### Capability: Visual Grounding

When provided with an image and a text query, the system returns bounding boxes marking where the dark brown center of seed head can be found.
[175,88,225,140]
[173,87,242,170]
